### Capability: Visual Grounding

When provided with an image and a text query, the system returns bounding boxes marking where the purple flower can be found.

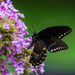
[24,38,31,43]
[0,0,45,75]
[7,54,16,63]
[0,64,6,71]
[1,59,6,64]
[3,69,10,75]
[17,13,25,19]
[39,67,45,74]
[4,0,11,3]
[39,62,45,67]
[13,72,17,75]
[30,63,45,75]
[26,45,29,50]
[5,46,10,50]
[12,50,16,55]
[0,12,5,20]
[0,34,2,39]
[12,61,17,67]
[1,2,8,11]
[30,65,35,72]
[13,32,16,37]
[5,41,8,43]
[15,67,24,75]
[25,64,28,70]
[0,49,4,54]
[18,61,25,67]
[16,47,21,54]
[3,23,10,29]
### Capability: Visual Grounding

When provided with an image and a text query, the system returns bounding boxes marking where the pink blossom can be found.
[1,2,8,11]
[3,23,10,29]
[40,67,45,74]
[0,49,4,54]
[39,62,45,66]
[15,67,24,75]
[0,34,2,39]
[0,12,5,19]
[17,13,25,19]
[0,0,45,75]
[30,65,35,71]
[3,69,10,75]
[0,64,6,71]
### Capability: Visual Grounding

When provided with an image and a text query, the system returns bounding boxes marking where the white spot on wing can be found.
[54,49,56,51]
[50,42,56,46]
[64,33,66,35]
[56,48,58,50]
[66,32,68,34]
[59,36,61,38]
[58,47,60,49]
[51,49,53,52]
[61,35,63,36]
[58,29,71,39]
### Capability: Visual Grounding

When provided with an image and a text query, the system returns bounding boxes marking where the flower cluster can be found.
[0,0,45,75]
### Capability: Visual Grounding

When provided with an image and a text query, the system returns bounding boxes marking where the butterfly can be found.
[28,26,72,67]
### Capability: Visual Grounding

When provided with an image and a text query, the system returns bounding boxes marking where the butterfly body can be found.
[28,26,72,66]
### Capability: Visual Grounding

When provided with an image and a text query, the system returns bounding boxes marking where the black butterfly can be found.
[28,26,72,67]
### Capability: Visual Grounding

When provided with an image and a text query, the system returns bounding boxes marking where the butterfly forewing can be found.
[38,26,72,39]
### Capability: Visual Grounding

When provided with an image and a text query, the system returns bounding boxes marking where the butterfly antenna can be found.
[36,21,39,32]
[37,21,39,27]
[32,25,36,32]
[28,28,33,33]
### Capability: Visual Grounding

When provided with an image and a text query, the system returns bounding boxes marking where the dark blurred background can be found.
[12,0,75,75]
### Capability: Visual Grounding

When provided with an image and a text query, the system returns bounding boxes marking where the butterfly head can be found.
[32,32,38,40]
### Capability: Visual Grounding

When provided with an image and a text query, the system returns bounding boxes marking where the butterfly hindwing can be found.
[33,39,47,53]
[39,34,68,53]
[47,36,68,53]
[29,39,47,66]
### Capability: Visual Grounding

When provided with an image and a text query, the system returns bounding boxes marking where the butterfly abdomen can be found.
[29,47,47,66]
